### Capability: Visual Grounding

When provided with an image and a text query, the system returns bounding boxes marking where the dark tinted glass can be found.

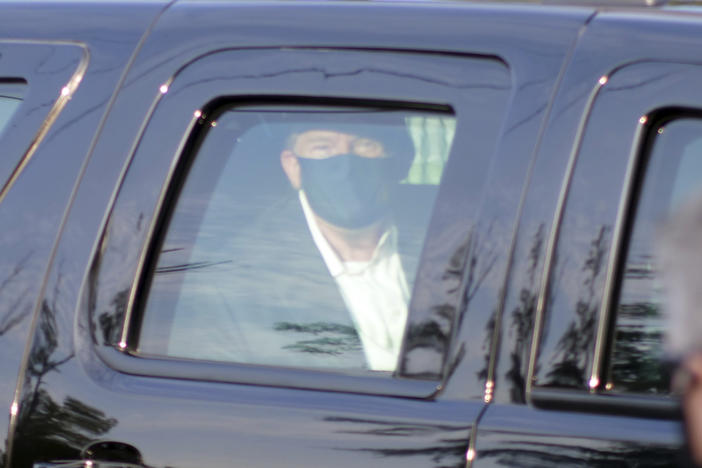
[138,104,455,373]
[608,118,702,394]
[0,81,25,138]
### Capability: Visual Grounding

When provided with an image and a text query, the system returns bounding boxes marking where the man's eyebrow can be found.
[303,134,339,145]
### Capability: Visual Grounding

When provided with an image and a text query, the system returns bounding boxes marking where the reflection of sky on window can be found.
[0,96,22,136]
[621,124,702,307]
[149,109,457,364]
[612,122,702,380]
[670,136,702,210]
[0,81,25,132]
[405,116,455,185]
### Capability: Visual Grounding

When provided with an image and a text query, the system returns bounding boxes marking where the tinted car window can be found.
[137,104,455,373]
[608,117,702,394]
[0,81,25,137]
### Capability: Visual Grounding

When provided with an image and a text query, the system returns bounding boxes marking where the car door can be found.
[472,8,702,467]
[0,3,168,464]
[7,2,591,467]
[0,40,87,468]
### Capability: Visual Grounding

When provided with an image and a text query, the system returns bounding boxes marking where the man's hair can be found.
[284,132,301,152]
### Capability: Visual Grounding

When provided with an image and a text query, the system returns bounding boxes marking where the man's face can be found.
[292,130,386,160]
[281,129,396,230]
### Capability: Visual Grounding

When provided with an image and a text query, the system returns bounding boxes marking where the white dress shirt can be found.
[299,191,409,371]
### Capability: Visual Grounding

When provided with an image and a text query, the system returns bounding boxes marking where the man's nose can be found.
[338,135,354,154]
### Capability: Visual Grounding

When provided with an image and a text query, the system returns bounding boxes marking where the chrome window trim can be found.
[525,71,612,400]
[96,345,442,399]
[588,114,650,393]
[119,75,182,350]
[0,40,89,206]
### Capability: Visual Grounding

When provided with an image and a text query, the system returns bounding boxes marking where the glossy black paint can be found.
[0,42,85,462]
[91,1,593,408]
[0,1,697,467]
[0,3,169,466]
[474,403,681,467]
[480,8,702,467]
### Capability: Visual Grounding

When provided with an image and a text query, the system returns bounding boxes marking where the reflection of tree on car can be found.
[12,284,120,467]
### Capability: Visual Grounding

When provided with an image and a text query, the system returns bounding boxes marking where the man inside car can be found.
[279,120,415,371]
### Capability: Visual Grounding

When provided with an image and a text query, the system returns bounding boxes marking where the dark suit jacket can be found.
[149,187,428,371]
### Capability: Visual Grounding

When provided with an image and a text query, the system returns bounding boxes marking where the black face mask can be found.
[298,154,395,229]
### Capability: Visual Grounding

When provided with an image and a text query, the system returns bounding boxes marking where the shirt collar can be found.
[299,190,397,277]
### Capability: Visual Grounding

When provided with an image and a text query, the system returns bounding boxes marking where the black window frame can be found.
[87,47,512,399]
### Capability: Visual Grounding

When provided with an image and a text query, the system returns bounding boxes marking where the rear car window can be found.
[0,81,25,138]
[608,117,702,395]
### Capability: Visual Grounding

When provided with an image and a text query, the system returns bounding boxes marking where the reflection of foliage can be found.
[13,390,117,465]
[0,253,32,337]
[505,224,545,403]
[406,116,454,185]
[402,227,496,380]
[545,225,609,387]
[457,227,497,386]
[0,255,32,467]
[13,276,119,466]
[97,288,129,345]
[459,228,498,331]
[275,321,361,355]
[477,438,678,467]
[401,234,469,378]
[24,300,75,410]
[609,302,668,394]
[326,415,469,468]
[406,307,454,356]
[618,301,659,319]
[454,228,498,384]
[623,254,656,280]
[155,259,231,274]
[476,313,496,384]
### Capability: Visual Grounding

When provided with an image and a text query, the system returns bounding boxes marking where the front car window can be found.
[608,118,702,394]
[137,104,455,373]
[0,81,25,138]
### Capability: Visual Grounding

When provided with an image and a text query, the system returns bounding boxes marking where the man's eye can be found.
[307,144,333,155]
[354,139,383,156]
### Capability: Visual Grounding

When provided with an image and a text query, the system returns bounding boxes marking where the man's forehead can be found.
[284,119,415,160]
[296,129,360,141]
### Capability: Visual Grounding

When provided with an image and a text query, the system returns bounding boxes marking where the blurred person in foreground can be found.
[658,191,702,467]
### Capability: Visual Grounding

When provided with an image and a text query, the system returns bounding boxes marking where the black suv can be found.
[0,1,699,466]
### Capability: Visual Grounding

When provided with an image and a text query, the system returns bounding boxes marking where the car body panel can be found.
[0,3,169,465]
[476,8,702,467]
[0,1,695,467]
[5,2,591,467]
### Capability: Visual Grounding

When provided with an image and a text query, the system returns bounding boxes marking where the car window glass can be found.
[608,118,702,394]
[137,104,455,373]
[0,81,25,137]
